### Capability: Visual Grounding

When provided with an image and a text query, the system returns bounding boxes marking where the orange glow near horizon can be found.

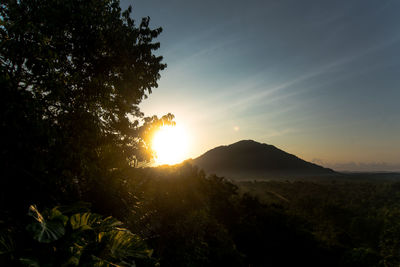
[151,124,189,165]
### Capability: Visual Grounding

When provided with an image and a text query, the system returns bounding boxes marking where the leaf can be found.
[49,207,69,226]
[26,205,66,243]
[70,212,102,231]
[91,255,123,267]
[19,257,40,267]
[99,216,124,231]
[98,232,105,242]
[0,230,16,256]
[70,213,123,232]
[62,243,85,267]
[107,229,153,260]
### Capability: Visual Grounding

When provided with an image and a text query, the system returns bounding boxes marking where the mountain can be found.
[191,140,336,180]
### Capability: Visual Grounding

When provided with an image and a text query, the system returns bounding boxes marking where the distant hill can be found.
[191,140,336,180]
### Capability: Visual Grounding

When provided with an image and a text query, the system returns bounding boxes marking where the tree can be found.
[0,0,172,210]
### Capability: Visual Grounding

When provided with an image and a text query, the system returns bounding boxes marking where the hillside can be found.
[191,140,336,180]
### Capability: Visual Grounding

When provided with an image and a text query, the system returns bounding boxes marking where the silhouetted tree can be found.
[0,0,171,210]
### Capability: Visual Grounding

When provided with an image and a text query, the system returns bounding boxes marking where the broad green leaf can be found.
[99,216,124,231]
[49,207,69,226]
[26,205,65,243]
[70,213,123,232]
[70,212,102,230]
[107,229,153,260]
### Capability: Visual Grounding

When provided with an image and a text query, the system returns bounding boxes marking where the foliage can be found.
[1,0,400,266]
[1,204,155,266]
[239,179,400,266]
[27,205,68,243]
[118,164,339,267]
[0,1,166,265]
[0,0,172,212]
[106,164,400,266]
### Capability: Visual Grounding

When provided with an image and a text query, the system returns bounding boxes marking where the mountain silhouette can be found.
[191,140,336,180]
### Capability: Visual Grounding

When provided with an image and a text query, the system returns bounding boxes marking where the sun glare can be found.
[152,125,189,165]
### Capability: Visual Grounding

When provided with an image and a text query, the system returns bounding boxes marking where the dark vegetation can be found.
[1,0,400,266]
[239,178,400,267]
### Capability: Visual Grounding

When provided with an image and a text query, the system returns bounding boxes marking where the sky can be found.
[121,0,400,171]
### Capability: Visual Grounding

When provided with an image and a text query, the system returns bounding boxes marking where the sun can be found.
[151,124,189,165]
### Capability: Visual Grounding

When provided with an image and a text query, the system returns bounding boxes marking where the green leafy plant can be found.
[1,204,156,266]
[27,205,68,243]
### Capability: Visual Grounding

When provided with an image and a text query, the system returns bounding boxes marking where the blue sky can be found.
[121,0,400,171]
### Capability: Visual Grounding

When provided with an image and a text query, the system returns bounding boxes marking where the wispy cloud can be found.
[261,128,298,139]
